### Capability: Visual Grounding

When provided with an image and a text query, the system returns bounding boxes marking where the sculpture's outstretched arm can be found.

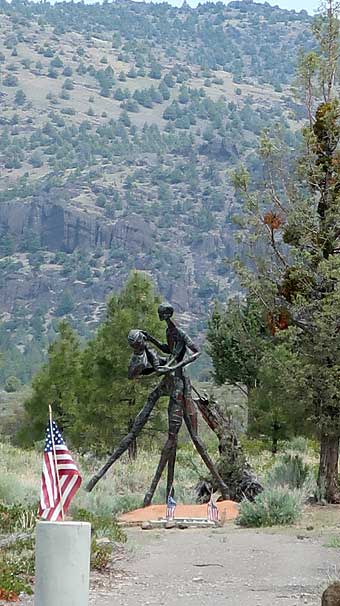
[142,332,171,354]
[184,332,201,356]
[157,352,201,374]
[86,380,168,492]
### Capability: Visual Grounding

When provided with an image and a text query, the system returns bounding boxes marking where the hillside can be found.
[0,0,312,383]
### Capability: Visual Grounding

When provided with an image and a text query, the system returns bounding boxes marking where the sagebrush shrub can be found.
[267,453,312,490]
[90,537,112,571]
[285,436,309,453]
[0,502,36,533]
[71,507,127,543]
[237,487,303,527]
[0,536,35,598]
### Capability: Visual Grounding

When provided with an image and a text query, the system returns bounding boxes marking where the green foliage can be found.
[73,271,164,453]
[19,272,164,453]
[237,488,303,527]
[0,554,34,598]
[325,536,340,548]
[207,297,267,393]
[14,89,26,105]
[19,321,81,445]
[2,73,18,86]
[55,290,75,317]
[29,151,43,168]
[267,454,313,491]
[240,437,268,457]
[284,436,311,453]
[248,345,307,451]
[71,507,127,543]
[110,493,142,515]
[0,503,36,534]
[4,376,21,393]
[90,537,112,571]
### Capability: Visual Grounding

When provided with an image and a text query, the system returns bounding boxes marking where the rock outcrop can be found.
[0,199,155,254]
[322,583,340,606]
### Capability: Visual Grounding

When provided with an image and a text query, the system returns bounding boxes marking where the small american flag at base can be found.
[166,494,176,520]
[38,419,82,522]
[207,494,219,523]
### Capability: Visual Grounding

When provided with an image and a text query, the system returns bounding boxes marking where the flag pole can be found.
[49,404,65,521]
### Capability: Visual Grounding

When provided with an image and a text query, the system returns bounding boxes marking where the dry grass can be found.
[0,440,202,516]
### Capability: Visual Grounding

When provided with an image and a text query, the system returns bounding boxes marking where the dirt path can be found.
[91,525,339,606]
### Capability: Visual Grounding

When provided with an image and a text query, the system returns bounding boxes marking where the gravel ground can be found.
[88,525,340,606]
[11,516,340,606]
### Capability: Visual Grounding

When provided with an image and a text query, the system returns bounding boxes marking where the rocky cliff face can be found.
[0,198,155,254]
[0,195,235,317]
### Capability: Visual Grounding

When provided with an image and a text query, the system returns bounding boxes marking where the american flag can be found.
[207,494,219,523]
[166,494,176,520]
[38,420,82,522]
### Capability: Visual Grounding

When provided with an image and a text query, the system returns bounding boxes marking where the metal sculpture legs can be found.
[86,381,167,492]
[183,408,229,499]
[143,393,183,506]
[144,393,229,506]
[87,375,229,504]
[167,445,177,499]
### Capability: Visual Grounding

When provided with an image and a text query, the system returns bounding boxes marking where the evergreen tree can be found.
[21,273,164,453]
[231,1,340,501]
[207,297,267,397]
[72,272,164,454]
[56,290,75,317]
[248,345,307,454]
[19,322,81,445]
[14,89,26,106]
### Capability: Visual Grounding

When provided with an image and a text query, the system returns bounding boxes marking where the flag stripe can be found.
[44,453,56,505]
[41,473,50,510]
[49,475,74,522]
[166,495,176,520]
[38,420,82,521]
[207,497,219,522]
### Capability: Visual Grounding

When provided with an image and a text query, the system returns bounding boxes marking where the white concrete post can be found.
[35,521,91,606]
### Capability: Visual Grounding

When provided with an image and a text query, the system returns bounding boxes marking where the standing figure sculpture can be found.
[142,303,229,505]
[86,303,229,504]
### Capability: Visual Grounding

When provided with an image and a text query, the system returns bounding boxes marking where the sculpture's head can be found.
[127,329,146,354]
[158,302,174,321]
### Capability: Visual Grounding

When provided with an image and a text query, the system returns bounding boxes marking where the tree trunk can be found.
[128,418,138,460]
[318,432,340,503]
[195,395,238,456]
[195,394,263,502]
[271,421,281,456]
[272,434,278,456]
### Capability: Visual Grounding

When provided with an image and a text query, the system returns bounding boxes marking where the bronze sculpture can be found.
[86,303,229,504]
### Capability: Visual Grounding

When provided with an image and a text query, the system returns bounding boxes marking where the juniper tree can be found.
[207,297,267,398]
[72,271,164,455]
[19,321,81,445]
[230,0,340,501]
[207,298,303,453]
[19,272,164,455]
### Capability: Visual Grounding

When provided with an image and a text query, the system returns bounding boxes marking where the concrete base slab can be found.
[134,517,219,528]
